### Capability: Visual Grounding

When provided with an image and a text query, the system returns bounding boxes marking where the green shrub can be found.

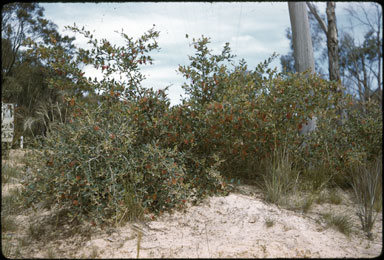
[176,35,382,204]
[21,27,227,226]
[22,94,227,225]
[177,35,347,180]
[20,26,382,227]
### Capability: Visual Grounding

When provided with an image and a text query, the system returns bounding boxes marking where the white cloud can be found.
[231,35,270,54]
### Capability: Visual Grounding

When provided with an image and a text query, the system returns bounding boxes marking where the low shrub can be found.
[21,27,227,226]
[22,99,226,225]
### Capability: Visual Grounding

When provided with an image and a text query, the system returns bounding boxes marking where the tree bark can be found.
[326,2,340,83]
[307,2,340,84]
[288,2,316,134]
[288,2,315,74]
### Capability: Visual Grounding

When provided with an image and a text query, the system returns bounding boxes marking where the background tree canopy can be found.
[280,2,382,107]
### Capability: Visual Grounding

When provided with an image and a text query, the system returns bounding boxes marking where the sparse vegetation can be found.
[2,163,21,184]
[27,223,46,241]
[89,246,100,258]
[1,239,12,258]
[322,213,353,237]
[45,247,56,259]
[301,196,315,213]
[327,190,343,205]
[262,146,299,205]
[350,156,382,239]
[300,163,333,193]
[264,216,275,228]
[1,215,18,233]
[2,187,23,215]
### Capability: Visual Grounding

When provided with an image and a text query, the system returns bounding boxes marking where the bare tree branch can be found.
[306,2,328,35]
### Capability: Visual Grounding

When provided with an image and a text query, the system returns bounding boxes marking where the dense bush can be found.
[176,36,350,181]
[22,27,227,226]
[22,105,224,225]
[22,29,382,227]
[177,35,382,183]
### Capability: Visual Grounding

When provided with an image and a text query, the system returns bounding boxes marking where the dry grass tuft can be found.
[350,156,382,239]
[322,213,353,237]
[261,146,299,205]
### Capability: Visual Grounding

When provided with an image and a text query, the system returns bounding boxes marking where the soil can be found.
[2,149,382,258]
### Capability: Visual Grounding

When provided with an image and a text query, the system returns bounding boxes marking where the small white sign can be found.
[2,103,14,143]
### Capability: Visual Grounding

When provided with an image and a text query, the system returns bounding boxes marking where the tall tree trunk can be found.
[307,2,341,84]
[325,2,346,125]
[288,2,316,135]
[288,2,316,74]
[326,2,340,83]
[376,15,382,101]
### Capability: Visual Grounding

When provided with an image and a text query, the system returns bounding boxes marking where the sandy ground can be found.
[2,149,383,258]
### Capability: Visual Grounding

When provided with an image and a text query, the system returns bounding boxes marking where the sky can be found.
[39,2,379,106]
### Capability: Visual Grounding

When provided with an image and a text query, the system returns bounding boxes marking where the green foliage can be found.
[178,35,234,106]
[177,35,350,181]
[23,94,226,225]
[22,28,226,226]
[2,3,77,141]
[20,27,382,231]
[297,95,382,188]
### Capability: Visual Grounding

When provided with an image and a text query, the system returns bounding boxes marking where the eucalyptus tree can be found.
[306,2,340,84]
[288,2,317,135]
[341,2,382,105]
[1,3,77,141]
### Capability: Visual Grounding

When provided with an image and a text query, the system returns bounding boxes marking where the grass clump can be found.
[1,164,21,184]
[261,146,299,205]
[322,213,353,236]
[300,163,333,193]
[2,188,23,215]
[301,196,315,213]
[264,216,275,228]
[327,190,342,205]
[350,156,382,239]
[1,216,18,233]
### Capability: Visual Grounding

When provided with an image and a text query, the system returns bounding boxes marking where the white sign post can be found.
[2,103,15,143]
